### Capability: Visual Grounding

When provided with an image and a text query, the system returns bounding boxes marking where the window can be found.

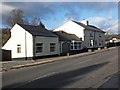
[36,43,43,53]
[95,40,97,45]
[99,39,103,46]
[17,44,21,53]
[70,41,82,50]
[74,42,77,49]
[78,42,81,49]
[102,40,103,45]
[70,42,74,50]
[99,33,101,37]
[71,46,73,50]
[50,43,55,52]
[90,31,93,37]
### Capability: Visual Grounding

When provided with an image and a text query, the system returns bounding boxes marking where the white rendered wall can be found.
[2,24,33,59]
[54,20,85,40]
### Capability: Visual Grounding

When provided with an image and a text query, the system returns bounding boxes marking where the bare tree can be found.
[6,9,28,27]
[38,20,45,28]
[31,17,40,26]
[30,17,45,28]
[6,9,45,28]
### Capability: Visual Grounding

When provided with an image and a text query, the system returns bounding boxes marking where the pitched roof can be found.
[18,24,57,37]
[105,34,120,41]
[53,31,80,41]
[72,20,105,33]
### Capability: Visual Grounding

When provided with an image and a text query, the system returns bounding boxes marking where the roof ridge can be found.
[17,23,57,37]
[71,20,105,33]
[18,23,42,28]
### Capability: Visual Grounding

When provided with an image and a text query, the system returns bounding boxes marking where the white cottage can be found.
[54,20,105,49]
[2,24,60,60]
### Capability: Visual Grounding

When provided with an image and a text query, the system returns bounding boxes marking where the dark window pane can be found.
[36,43,43,53]
[50,43,55,52]
[36,47,42,53]
[36,43,42,46]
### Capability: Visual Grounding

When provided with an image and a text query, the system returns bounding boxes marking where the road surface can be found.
[2,47,119,89]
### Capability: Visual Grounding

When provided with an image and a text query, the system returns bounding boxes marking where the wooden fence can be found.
[1,49,11,61]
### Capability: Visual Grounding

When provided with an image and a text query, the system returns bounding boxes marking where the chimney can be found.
[81,19,89,25]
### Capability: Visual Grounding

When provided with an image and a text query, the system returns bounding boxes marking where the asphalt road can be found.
[2,47,119,89]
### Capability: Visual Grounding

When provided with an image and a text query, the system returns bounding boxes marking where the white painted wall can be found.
[54,20,85,40]
[2,24,60,59]
[35,36,60,56]
[2,24,33,59]
[2,38,12,50]
[25,29,33,58]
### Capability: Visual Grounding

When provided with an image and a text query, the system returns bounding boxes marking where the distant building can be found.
[109,38,120,43]
[53,31,83,54]
[2,24,60,60]
[54,20,105,48]
[105,34,120,43]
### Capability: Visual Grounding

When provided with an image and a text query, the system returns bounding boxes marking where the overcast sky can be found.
[1,1,119,34]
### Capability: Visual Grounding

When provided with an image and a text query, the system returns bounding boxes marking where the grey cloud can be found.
[2,2,59,26]
[65,8,80,20]
[3,2,57,19]
[3,2,117,19]
[2,2,118,29]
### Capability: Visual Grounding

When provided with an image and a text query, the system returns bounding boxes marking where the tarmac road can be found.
[2,47,119,89]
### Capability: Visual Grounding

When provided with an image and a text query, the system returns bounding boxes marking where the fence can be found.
[1,49,11,61]
[106,42,120,47]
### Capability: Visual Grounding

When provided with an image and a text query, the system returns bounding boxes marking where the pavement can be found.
[0,47,117,72]
[99,72,119,88]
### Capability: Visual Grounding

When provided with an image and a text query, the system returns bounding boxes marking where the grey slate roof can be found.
[18,24,57,37]
[53,31,80,41]
[72,20,105,33]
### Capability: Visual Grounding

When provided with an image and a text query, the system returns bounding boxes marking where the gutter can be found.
[33,36,36,60]
[25,30,27,60]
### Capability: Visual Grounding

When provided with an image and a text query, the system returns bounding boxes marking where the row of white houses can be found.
[2,20,105,60]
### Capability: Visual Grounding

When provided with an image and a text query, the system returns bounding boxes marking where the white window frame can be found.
[17,44,21,53]
[70,41,82,50]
